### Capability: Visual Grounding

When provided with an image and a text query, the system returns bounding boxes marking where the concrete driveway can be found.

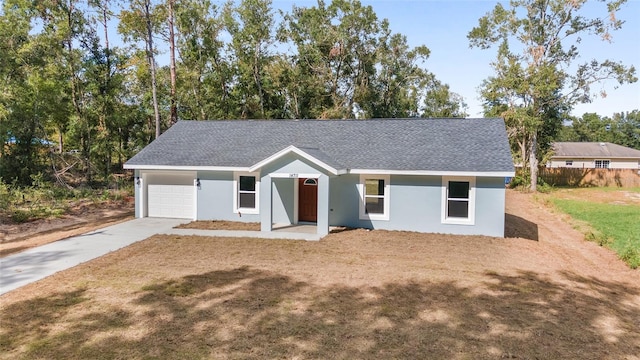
[0,218,187,295]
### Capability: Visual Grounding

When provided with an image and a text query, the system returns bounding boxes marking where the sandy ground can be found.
[0,200,134,257]
[0,190,638,359]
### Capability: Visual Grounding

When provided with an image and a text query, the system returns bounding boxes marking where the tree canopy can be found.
[0,0,466,186]
[468,0,637,190]
[558,111,640,150]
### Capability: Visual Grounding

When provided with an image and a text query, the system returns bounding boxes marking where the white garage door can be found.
[148,184,194,219]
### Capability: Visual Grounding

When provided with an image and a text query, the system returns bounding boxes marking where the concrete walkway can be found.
[0,218,187,295]
[0,218,322,295]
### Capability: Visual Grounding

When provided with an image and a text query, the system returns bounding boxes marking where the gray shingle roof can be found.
[552,142,640,158]
[125,118,514,173]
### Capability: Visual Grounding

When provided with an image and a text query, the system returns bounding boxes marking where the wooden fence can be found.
[540,168,640,188]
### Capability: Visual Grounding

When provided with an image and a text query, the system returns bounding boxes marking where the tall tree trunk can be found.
[144,0,161,139]
[529,132,538,192]
[57,129,63,153]
[64,0,91,181]
[102,2,112,178]
[168,0,178,125]
[253,43,265,118]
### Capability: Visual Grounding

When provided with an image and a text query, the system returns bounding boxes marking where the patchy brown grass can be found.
[541,187,640,205]
[175,220,261,231]
[1,190,639,359]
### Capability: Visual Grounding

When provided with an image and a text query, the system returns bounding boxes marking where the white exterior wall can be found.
[549,158,640,169]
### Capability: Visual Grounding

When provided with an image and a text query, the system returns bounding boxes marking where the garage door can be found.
[147,176,195,219]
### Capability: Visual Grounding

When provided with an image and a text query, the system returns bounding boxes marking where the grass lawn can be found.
[546,188,640,268]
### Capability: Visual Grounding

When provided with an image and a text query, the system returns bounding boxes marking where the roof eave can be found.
[551,155,640,159]
[123,164,251,172]
[348,169,515,177]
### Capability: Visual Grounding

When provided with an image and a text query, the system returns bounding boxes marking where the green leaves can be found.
[469,0,637,190]
[1,0,468,186]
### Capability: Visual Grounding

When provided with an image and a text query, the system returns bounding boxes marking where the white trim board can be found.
[125,164,249,171]
[441,176,476,226]
[349,169,515,177]
[249,146,343,175]
[126,163,514,178]
[269,173,321,179]
[358,174,390,221]
[233,171,260,215]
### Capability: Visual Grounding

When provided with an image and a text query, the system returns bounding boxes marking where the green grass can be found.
[551,198,640,268]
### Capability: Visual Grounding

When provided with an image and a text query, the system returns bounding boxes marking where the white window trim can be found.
[441,176,476,225]
[358,174,390,221]
[233,172,260,214]
[595,159,610,169]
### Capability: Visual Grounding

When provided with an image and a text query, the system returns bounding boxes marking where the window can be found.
[565,160,573,166]
[303,178,317,186]
[359,175,389,220]
[441,177,475,225]
[234,172,259,214]
[595,160,610,169]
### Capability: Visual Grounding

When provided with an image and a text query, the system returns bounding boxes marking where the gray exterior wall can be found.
[260,154,327,176]
[473,177,507,237]
[272,178,295,224]
[134,158,506,237]
[134,169,141,218]
[196,170,260,223]
[328,175,506,237]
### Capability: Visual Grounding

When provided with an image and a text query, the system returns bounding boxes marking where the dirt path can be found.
[505,190,638,283]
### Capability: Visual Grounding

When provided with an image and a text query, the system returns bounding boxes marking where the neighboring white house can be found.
[124,118,514,237]
[548,142,640,169]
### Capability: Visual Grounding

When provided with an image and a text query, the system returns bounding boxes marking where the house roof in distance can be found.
[125,118,514,175]
[552,142,640,159]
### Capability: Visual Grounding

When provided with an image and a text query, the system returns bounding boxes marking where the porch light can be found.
[136,177,141,186]
[196,178,201,187]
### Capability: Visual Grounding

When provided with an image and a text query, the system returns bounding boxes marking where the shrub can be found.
[0,180,10,211]
[509,175,528,189]
[619,243,640,269]
[11,209,32,223]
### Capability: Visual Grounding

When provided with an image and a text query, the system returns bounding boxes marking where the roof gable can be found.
[249,146,344,175]
[124,118,515,175]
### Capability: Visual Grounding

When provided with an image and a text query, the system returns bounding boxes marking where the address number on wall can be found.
[288,173,299,178]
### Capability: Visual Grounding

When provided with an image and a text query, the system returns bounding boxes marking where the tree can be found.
[557,110,640,150]
[119,0,164,138]
[469,0,637,191]
[174,0,231,120]
[279,0,458,119]
[167,0,178,125]
[224,0,283,119]
[421,78,468,118]
[611,110,640,149]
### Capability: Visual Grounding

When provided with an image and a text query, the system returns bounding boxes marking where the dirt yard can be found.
[0,190,639,359]
[176,220,261,231]
[0,200,134,257]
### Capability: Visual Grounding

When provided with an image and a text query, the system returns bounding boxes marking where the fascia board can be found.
[249,146,340,175]
[348,169,515,177]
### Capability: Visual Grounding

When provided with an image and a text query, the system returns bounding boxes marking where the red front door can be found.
[298,178,318,222]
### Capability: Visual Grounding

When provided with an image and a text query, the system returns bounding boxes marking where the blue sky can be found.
[113,0,640,118]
